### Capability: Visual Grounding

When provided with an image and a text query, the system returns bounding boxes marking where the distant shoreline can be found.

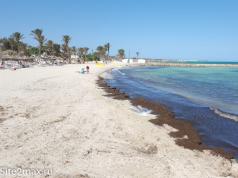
[143,62,238,67]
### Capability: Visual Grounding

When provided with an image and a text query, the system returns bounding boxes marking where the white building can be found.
[71,55,79,59]
[122,59,129,63]
[121,58,146,64]
[137,59,146,64]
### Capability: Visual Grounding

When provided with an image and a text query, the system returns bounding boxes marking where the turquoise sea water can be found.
[128,67,238,116]
[107,66,238,158]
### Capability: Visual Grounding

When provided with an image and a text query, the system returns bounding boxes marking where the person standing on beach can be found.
[86,66,90,73]
[81,68,85,74]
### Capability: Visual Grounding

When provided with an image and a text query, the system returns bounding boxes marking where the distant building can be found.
[137,59,146,64]
[71,55,79,59]
[121,58,146,64]
[122,59,129,63]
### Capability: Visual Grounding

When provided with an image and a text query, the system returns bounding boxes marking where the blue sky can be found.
[0,0,238,60]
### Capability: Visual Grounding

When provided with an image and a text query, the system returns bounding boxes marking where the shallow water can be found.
[107,66,238,158]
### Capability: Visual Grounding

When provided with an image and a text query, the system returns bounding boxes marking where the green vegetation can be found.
[86,53,99,61]
[11,32,24,53]
[104,43,110,60]
[46,40,54,56]
[0,32,28,56]
[62,35,71,62]
[31,29,46,55]
[27,46,39,56]
[118,49,125,59]
[0,29,125,62]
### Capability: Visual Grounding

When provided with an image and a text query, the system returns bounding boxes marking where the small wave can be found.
[112,69,126,75]
[101,71,114,79]
[131,105,152,116]
[210,107,238,122]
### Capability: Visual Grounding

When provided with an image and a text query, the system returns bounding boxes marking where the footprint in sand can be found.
[0,106,7,123]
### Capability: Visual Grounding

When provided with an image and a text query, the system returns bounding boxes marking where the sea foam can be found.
[131,105,152,116]
[210,107,238,122]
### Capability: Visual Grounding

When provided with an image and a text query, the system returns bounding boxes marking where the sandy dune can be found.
[0,64,237,178]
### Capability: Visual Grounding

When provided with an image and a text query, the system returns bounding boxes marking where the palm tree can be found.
[83,47,89,62]
[11,32,23,53]
[62,35,71,62]
[8,37,17,51]
[0,38,11,51]
[71,46,77,55]
[18,43,28,56]
[136,52,139,59]
[53,43,61,57]
[118,49,125,59]
[31,29,46,55]
[62,35,71,47]
[96,45,106,60]
[104,43,110,60]
[46,40,54,56]
[78,48,85,59]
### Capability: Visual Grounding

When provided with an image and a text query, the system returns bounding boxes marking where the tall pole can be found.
[128,49,131,64]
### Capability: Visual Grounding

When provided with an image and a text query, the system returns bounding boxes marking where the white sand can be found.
[0,63,237,178]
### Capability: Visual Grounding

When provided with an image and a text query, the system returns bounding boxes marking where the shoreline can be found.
[97,69,235,160]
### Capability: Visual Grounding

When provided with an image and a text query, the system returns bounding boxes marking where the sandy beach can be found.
[0,63,237,178]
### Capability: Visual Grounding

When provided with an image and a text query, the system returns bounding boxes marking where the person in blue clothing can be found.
[81,68,85,74]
